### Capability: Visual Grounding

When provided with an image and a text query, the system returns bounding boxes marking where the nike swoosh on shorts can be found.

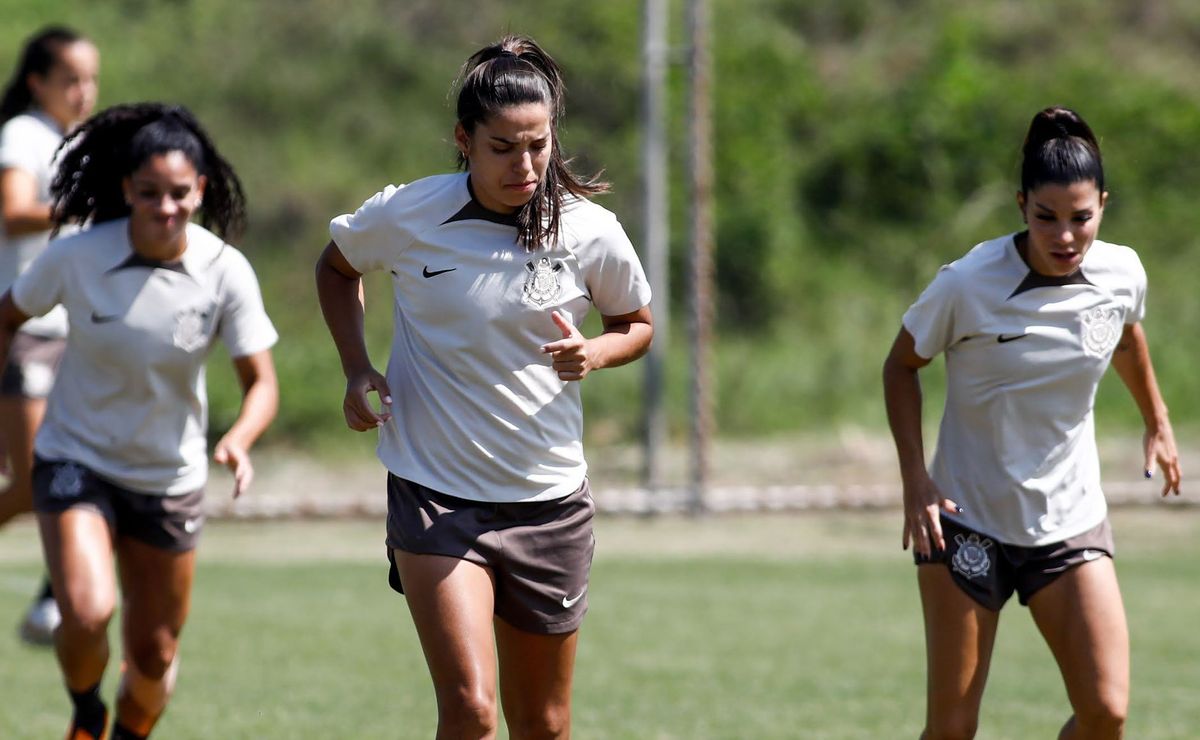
[562,587,587,608]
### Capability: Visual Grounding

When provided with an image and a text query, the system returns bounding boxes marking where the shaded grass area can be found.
[0,510,1197,738]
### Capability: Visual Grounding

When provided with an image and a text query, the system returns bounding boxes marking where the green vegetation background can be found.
[5,0,1198,455]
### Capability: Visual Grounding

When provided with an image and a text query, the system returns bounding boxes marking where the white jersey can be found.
[12,219,278,494]
[904,233,1146,546]
[331,172,652,503]
[0,110,70,337]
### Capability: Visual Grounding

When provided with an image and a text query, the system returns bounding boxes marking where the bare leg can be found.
[918,564,1001,740]
[113,537,196,736]
[0,397,46,525]
[392,550,500,740]
[1028,558,1129,740]
[38,509,117,692]
[496,619,578,740]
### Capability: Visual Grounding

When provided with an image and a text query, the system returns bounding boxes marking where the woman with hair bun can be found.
[0,25,99,646]
[0,102,278,739]
[316,34,652,738]
[883,106,1181,739]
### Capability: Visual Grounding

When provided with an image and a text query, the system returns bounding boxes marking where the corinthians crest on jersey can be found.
[522,257,565,307]
[173,304,216,353]
[1079,305,1123,358]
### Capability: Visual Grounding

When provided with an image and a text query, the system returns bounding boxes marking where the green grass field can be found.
[1,509,1197,738]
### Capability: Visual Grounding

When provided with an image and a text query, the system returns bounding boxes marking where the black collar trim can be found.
[1008,268,1092,298]
[107,253,188,274]
[441,179,520,228]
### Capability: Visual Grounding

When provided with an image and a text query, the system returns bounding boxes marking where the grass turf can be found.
[0,509,1197,738]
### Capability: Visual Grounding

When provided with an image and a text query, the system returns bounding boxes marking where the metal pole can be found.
[686,0,714,514]
[641,0,670,495]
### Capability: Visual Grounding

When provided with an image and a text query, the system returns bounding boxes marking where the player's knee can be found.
[124,631,179,680]
[1074,692,1127,734]
[57,595,113,642]
[436,684,497,736]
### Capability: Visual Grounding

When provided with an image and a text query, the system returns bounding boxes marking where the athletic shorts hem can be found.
[1014,552,1113,607]
[385,546,488,595]
[496,609,586,636]
[914,560,1003,612]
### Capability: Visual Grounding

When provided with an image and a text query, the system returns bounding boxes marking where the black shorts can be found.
[386,475,595,635]
[915,515,1115,611]
[0,332,65,399]
[32,458,205,551]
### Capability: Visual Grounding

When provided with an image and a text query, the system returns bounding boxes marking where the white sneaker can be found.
[18,596,60,646]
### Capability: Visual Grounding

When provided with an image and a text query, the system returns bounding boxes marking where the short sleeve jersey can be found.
[330,172,652,503]
[0,110,69,337]
[12,219,278,494]
[903,233,1146,546]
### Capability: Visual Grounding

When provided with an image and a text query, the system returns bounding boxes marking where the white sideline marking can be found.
[201,480,1187,520]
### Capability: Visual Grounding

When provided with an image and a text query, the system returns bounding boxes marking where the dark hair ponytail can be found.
[0,26,85,125]
[454,34,608,250]
[51,102,247,240]
[1020,106,1104,194]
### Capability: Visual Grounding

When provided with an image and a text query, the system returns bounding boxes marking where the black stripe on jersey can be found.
[441,198,520,228]
[107,253,187,274]
[441,179,520,228]
[1007,269,1091,299]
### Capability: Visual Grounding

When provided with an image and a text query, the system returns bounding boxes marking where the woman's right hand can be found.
[902,473,960,558]
[343,368,392,431]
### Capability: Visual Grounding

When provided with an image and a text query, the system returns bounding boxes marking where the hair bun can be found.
[1023,106,1098,155]
[1019,106,1104,193]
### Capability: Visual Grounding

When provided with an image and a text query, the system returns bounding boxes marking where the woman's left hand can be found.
[541,311,593,381]
[1144,420,1182,496]
[214,437,254,499]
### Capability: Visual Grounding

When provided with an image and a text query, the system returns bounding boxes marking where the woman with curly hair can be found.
[0,102,278,740]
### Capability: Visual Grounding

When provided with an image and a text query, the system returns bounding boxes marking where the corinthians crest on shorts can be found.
[1080,305,1123,358]
[951,532,994,579]
[49,462,86,499]
[522,257,565,307]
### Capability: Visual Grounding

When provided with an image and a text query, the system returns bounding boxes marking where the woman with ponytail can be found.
[0,25,99,646]
[317,34,652,738]
[0,102,278,739]
[884,106,1180,738]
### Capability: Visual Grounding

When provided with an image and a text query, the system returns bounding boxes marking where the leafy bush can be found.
[4,0,1198,449]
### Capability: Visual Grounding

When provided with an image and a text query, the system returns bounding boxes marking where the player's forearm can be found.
[1,169,55,237]
[883,357,929,485]
[315,253,373,378]
[224,352,279,451]
[0,291,30,369]
[1,204,54,237]
[587,320,653,370]
[1111,323,1170,431]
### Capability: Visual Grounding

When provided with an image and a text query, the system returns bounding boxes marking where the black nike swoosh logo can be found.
[422,266,457,278]
[91,312,122,324]
[997,333,1029,343]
